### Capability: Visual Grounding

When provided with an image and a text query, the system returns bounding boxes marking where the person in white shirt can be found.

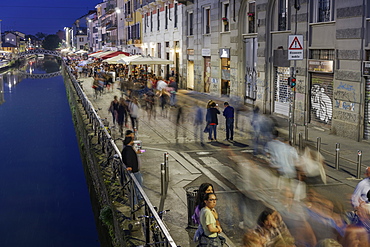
[351,167,370,209]
[156,77,167,91]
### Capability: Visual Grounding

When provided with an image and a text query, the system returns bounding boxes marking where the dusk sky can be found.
[0,0,98,35]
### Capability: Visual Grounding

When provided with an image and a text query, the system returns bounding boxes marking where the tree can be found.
[35,32,47,40]
[42,34,61,50]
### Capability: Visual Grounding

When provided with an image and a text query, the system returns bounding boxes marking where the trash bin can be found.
[186,186,199,229]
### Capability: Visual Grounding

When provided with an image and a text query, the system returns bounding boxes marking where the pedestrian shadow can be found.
[231,141,249,148]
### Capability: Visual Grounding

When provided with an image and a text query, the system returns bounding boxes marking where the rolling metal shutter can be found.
[364,77,370,139]
[310,73,334,126]
[273,67,290,116]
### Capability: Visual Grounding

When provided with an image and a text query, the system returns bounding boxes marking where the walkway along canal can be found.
[62,62,177,247]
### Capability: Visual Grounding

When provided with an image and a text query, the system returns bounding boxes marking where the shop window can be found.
[310,49,335,60]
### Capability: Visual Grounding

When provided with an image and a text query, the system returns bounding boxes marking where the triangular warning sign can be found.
[289,37,303,50]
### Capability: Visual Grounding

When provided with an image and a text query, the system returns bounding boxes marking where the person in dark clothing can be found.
[117,97,127,137]
[121,136,143,205]
[206,102,220,141]
[223,102,234,141]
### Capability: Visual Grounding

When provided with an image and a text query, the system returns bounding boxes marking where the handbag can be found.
[203,125,209,133]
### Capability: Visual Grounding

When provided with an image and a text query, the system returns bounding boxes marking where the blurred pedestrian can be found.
[351,167,370,209]
[206,102,220,141]
[255,207,294,247]
[128,97,139,130]
[108,95,119,127]
[117,97,127,137]
[223,102,234,141]
[194,104,204,143]
[168,76,178,107]
[250,106,274,155]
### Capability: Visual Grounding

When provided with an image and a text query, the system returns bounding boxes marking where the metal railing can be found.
[63,62,177,247]
[291,125,364,179]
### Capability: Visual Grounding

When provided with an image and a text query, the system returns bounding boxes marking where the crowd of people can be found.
[65,56,370,247]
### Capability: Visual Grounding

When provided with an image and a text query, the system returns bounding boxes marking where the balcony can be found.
[105,4,116,14]
[106,21,117,31]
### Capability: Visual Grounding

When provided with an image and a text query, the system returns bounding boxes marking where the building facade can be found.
[78,0,370,141]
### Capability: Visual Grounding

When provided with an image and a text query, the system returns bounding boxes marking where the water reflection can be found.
[0,57,99,246]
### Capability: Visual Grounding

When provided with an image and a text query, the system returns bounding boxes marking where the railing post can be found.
[335,143,340,170]
[317,137,321,153]
[356,150,363,179]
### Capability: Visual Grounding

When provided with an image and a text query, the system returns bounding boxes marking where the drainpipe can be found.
[359,0,366,141]
[264,0,275,114]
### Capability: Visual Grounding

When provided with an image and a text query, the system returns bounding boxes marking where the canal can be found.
[0,57,100,246]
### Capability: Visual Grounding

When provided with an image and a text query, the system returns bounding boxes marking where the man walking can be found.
[223,102,234,141]
[121,136,143,205]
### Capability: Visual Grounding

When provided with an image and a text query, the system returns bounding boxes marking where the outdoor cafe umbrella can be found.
[115,55,141,64]
[101,51,130,60]
[125,56,174,65]
[103,54,128,64]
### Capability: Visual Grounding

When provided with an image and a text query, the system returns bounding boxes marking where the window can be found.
[204,8,211,34]
[188,12,193,35]
[222,3,230,32]
[310,49,335,60]
[165,6,168,29]
[318,0,331,22]
[144,14,147,33]
[150,12,153,32]
[79,37,84,42]
[157,9,160,31]
[278,0,288,31]
[247,1,256,33]
[174,3,178,28]
[157,43,161,58]
[312,0,334,23]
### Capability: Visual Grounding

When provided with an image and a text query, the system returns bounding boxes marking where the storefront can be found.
[220,48,230,96]
[308,60,334,127]
[202,49,211,93]
[187,49,194,90]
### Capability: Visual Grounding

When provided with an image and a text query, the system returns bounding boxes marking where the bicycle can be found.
[138,208,170,247]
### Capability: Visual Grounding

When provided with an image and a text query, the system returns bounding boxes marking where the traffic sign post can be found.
[288,35,303,60]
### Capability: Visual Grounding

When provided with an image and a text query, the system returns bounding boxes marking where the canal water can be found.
[0,58,100,246]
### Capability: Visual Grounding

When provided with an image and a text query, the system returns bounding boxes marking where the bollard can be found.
[304,122,308,143]
[356,150,362,179]
[160,163,166,196]
[335,143,340,170]
[164,152,169,183]
[317,137,321,153]
[298,132,303,151]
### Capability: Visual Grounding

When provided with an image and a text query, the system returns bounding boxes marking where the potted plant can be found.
[222,17,228,24]
[248,12,255,21]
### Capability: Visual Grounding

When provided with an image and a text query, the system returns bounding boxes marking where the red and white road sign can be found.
[288,35,304,60]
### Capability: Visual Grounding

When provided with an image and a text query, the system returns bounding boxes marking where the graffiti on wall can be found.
[311,84,333,123]
[335,100,355,111]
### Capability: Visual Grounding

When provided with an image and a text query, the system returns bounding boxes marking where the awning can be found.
[101,51,130,60]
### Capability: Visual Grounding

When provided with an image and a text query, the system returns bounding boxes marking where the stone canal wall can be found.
[62,67,129,247]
